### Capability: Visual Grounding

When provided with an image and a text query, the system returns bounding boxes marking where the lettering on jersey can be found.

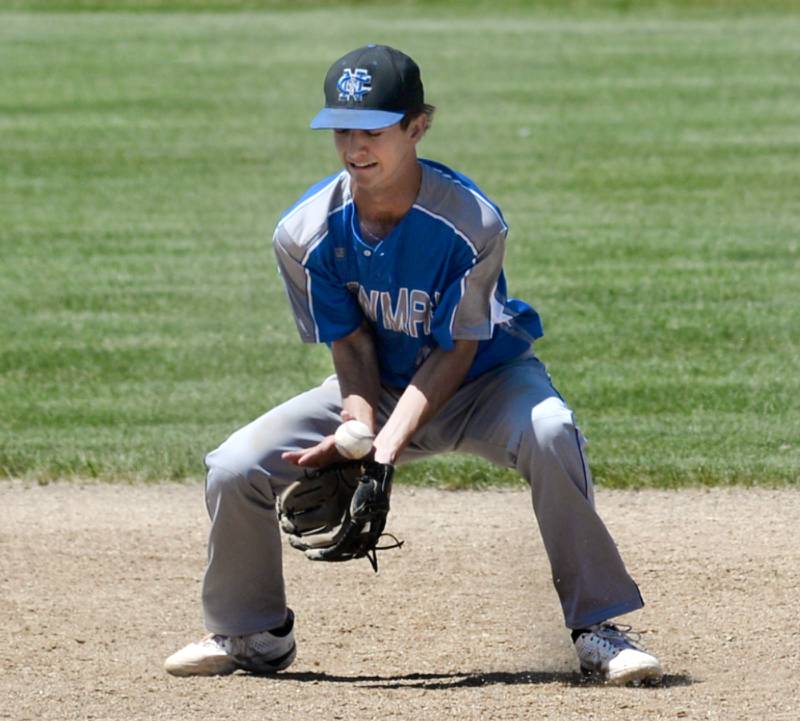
[381,288,408,333]
[337,68,372,103]
[408,289,431,338]
[350,284,437,338]
[356,285,380,322]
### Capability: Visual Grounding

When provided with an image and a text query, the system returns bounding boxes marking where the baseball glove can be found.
[277,460,401,572]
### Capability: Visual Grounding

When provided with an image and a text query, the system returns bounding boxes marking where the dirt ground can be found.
[1,482,798,721]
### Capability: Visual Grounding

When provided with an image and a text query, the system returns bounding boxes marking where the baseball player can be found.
[165,44,663,685]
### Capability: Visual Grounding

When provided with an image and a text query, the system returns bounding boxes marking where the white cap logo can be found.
[337,68,372,102]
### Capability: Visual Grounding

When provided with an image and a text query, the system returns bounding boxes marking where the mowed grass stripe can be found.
[0,8,797,484]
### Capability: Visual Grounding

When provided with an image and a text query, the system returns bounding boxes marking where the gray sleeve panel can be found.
[418,165,509,340]
[272,224,319,343]
[450,227,507,340]
[271,172,350,343]
[418,163,507,254]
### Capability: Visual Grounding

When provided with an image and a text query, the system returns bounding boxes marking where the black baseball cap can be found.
[310,44,425,130]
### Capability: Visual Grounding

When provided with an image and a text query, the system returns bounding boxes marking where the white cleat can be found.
[164,635,240,677]
[574,623,663,686]
[165,610,296,677]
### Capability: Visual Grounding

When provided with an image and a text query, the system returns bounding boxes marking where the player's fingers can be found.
[282,435,340,466]
[340,409,354,422]
[304,444,345,467]
[297,449,331,467]
[296,450,317,466]
[281,450,305,465]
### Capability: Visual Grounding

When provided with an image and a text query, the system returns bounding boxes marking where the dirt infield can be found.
[1,482,798,721]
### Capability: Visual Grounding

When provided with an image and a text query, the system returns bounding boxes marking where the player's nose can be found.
[345,130,370,156]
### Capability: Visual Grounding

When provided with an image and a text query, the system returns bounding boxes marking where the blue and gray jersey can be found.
[273,159,543,388]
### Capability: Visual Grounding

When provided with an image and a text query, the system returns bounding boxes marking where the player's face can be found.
[333,117,425,193]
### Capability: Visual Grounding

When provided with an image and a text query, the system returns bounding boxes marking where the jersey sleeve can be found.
[430,227,507,350]
[273,224,362,343]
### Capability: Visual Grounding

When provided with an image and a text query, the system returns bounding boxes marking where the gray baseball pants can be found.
[202,353,643,636]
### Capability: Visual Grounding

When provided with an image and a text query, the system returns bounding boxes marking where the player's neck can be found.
[351,159,422,227]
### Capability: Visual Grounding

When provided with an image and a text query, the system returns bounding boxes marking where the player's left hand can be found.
[281,435,344,468]
[277,459,400,572]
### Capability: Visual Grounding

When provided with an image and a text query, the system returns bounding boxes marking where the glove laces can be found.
[365,533,404,572]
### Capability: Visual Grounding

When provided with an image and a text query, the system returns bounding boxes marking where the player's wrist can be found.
[373,416,416,465]
[372,442,398,465]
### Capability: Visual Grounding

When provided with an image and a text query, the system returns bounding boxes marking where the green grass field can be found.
[1,2,798,487]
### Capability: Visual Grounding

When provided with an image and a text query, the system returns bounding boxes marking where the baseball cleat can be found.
[164,609,296,677]
[573,623,663,686]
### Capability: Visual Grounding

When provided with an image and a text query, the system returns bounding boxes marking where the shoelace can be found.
[591,623,644,650]
[213,633,265,660]
[209,634,238,655]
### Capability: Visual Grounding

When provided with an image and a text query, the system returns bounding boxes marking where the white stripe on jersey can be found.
[449,268,472,338]
[301,231,329,267]
[277,170,348,229]
[304,268,320,343]
[324,200,351,224]
[424,164,509,234]
[414,201,494,340]
[294,204,352,266]
[412,204,479,256]
[490,281,515,325]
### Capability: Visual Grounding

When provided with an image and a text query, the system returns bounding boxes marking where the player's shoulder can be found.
[415,159,507,247]
[273,170,351,261]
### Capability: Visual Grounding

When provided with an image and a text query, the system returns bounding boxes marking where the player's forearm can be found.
[373,340,478,464]
[331,326,381,433]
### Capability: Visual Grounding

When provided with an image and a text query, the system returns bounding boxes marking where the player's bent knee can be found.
[205,462,248,501]
[205,443,288,506]
[204,461,284,518]
[528,397,578,455]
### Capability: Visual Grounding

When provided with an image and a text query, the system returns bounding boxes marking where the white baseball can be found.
[334,420,374,460]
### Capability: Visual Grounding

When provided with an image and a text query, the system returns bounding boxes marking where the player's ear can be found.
[407,114,427,142]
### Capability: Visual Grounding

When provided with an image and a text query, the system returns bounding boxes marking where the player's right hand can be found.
[281,435,344,468]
